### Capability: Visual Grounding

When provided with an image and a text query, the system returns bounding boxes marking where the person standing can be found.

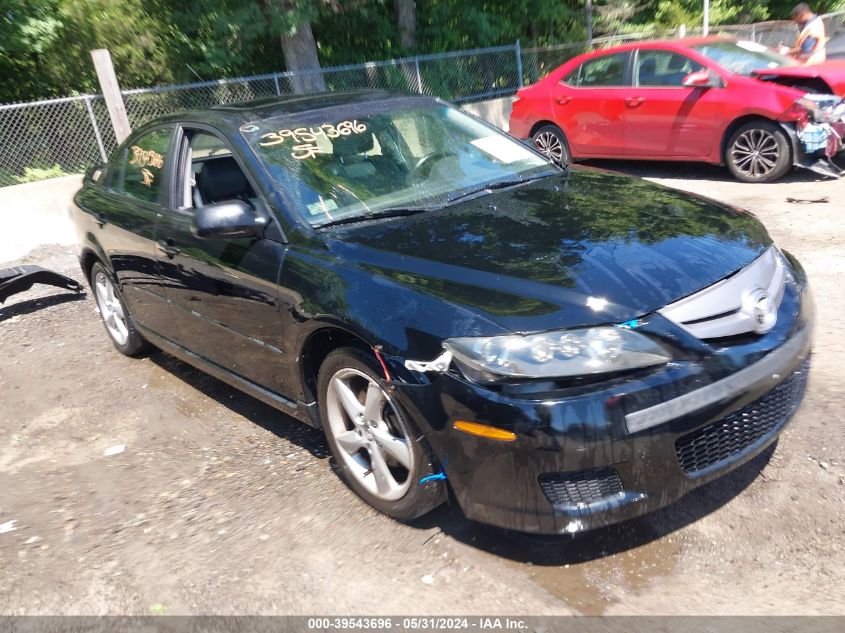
[787,3,827,64]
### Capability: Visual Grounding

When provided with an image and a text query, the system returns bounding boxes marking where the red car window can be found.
[635,50,704,87]
[565,52,631,87]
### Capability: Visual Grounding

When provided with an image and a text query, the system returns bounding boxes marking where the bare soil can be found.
[1,163,843,615]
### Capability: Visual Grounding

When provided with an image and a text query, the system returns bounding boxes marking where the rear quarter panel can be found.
[72,183,166,330]
[509,57,583,139]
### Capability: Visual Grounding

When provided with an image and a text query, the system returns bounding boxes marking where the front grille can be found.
[675,358,810,475]
[539,468,624,507]
[658,246,787,340]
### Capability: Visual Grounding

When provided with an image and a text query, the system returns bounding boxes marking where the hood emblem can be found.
[743,288,777,334]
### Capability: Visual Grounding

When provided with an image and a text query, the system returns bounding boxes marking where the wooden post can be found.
[91,49,131,144]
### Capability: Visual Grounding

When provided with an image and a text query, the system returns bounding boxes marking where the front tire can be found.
[318,347,445,521]
[726,121,791,183]
[532,124,571,165]
[90,262,149,356]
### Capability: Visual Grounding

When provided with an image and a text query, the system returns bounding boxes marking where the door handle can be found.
[555,96,573,105]
[157,239,180,259]
[625,97,645,107]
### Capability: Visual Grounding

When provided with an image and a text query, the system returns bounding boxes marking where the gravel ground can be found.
[0,162,843,615]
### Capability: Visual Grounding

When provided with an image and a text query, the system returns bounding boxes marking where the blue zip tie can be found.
[617,319,642,329]
[419,472,447,484]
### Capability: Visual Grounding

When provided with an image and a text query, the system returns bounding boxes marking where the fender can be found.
[779,121,802,167]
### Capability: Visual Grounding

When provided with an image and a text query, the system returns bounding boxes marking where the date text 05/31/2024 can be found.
[306,617,529,630]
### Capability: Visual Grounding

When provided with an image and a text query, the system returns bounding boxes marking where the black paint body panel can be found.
[70,92,812,534]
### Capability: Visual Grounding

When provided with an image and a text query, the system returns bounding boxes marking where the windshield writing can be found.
[240,104,551,226]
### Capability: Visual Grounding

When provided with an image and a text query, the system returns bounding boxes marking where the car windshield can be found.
[240,101,553,226]
[691,40,797,75]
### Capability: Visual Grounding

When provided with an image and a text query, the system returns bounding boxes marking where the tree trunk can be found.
[281,21,325,94]
[395,0,416,50]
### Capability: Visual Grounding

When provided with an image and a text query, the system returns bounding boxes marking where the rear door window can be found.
[567,52,631,87]
[110,127,174,204]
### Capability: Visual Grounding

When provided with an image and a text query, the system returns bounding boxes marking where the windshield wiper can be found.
[445,170,557,206]
[313,206,432,229]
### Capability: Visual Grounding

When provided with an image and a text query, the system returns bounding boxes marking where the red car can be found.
[510,37,845,182]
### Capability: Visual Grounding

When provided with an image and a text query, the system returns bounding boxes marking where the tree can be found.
[166,0,329,93]
[594,0,845,36]
[4,0,844,104]
[272,1,326,93]
[0,0,174,102]
[280,19,325,92]
[0,0,63,102]
[394,0,416,49]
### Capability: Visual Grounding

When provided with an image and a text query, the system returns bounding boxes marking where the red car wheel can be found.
[726,121,792,183]
[532,125,571,165]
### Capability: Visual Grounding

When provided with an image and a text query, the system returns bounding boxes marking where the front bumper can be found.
[785,117,845,178]
[394,281,814,534]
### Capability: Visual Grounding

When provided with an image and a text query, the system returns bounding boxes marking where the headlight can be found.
[795,94,845,124]
[443,327,670,383]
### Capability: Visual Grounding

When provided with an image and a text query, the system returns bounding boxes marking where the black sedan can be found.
[72,91,813,534]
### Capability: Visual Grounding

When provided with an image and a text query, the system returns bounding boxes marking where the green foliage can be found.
[2,0,844,103]
[595,0,845,35]
[13,164,69,183]
[654,0,768,28]
[0,0,176,101]
[417,0,584,50]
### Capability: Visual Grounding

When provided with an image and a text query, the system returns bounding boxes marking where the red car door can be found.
[553,51,631,156]
[623,48,724,159]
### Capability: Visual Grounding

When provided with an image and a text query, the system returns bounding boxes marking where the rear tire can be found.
[726,121,792,183]
[532,124,571,165]
[318,347,445,522]
[90,262,149,356]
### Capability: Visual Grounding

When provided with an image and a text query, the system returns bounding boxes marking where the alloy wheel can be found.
[325,368,414,501]
[93,271,129,346]
[534,131,565,164]
[730,129,780,180]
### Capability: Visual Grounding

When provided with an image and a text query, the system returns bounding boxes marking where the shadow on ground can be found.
[0,291,86,322]
[409,443,775,566]
[584,158,844,184]
[148,344,777,566]
[148,350,330,459]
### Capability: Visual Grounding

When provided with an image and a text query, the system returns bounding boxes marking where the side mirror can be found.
[193,199,266,239]
[682,70,722,88]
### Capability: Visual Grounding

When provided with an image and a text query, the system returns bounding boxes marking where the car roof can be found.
[585,36,737,55]
[150,89,438,133]
[639,36,738,48]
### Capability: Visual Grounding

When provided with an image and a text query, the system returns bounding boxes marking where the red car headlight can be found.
[779,99,812,129]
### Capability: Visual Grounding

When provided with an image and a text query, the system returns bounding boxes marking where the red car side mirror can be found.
[683,70,722,88]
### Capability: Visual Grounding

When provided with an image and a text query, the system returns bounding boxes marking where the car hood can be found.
[752,62,845,94]
[324,167,772,333]
[752,61,845,77]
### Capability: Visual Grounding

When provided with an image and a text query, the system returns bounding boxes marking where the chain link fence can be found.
[1,10,843,188]
[714,12,844,48]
